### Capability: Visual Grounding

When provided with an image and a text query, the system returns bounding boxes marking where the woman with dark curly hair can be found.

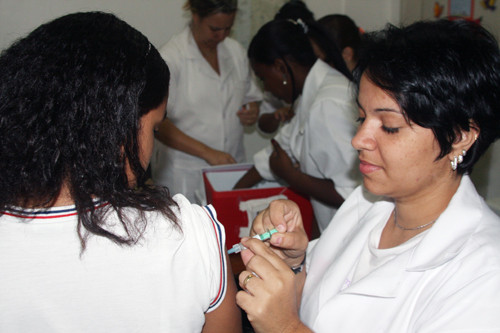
[0,12,240,332]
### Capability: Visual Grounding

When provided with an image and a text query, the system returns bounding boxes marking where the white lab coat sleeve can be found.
[307,99,358,199]
[241,51,263,105]
[253,119,295,181]
[253,145,275,180]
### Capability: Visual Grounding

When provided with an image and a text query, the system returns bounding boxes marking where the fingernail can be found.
[277,224,286,232]
[273,236,283,246]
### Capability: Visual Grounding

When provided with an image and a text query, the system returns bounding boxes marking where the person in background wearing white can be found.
[0,12,241,333]
[234,19,360,233]
[152,0,262,203]
[236,19,500,332]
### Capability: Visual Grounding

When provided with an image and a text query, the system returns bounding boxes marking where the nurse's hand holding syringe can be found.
[227,228,279,254]
[234,199,310,333]
[237,199,308,268]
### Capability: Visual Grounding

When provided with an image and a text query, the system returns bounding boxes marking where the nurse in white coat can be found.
[235,20,500,332]
[234,19,360,232]
[151,0,262,202]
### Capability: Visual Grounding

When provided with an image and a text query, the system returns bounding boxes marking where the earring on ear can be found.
[282,74,287,85]
[458,149,468,164]
[451,155,458,171]
[452,149,468,171]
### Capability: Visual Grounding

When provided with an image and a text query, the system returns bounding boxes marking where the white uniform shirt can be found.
[301,176,500,332]
[254,59,360,231]
[0,195,228,332]
[151,26,262,202]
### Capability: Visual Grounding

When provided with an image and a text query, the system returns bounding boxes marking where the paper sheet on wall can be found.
[238,194,287,237]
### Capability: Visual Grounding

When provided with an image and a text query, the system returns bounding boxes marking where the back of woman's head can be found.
[0,11,175,247]
[248,19,352,80]
[317,14,361,60]
[354,19,500,174]
[184,0,237,17]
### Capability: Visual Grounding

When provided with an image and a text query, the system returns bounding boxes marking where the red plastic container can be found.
[203,164,313,247]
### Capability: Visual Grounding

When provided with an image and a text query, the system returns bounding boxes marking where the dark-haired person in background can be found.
[236,19,500,332]
[258,2,353,135]
[318,14,361,72]
[274,0,315,22]
[0,11,241,333]
[234,19,360,233]
[151,0,262,203]
[256,0,318,133]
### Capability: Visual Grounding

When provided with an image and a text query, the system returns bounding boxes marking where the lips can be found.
[359,159,381,174]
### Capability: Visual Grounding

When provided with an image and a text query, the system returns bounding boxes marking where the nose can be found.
[351,121,376,152]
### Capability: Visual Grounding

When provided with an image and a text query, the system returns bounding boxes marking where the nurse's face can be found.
[252,61,293,104]
[351,74,450,201]
[191,12,235,50]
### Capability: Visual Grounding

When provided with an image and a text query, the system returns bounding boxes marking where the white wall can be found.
[0,0,187,51]
[306,0,401,31]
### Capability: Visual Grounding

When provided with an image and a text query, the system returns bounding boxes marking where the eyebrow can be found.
[209,25,231,31]
[356,98,401,114]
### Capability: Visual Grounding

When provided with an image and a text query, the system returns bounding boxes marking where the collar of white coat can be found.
[343,175,485,298]
[300,59,330,111]
[406,175,484,270]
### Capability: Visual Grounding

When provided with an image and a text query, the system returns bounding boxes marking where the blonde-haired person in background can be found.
[151,0,262,203]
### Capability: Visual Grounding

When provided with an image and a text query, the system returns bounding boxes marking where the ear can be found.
[192,13,201,26]
[273,58,288,76]
[448,122,479,161]
[342,47,354,63]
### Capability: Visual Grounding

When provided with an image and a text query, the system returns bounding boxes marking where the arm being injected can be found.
[227,228,278,254]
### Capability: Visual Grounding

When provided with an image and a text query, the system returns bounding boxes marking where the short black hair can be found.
[248,19,351,80]
[354,19,500,174]
[0,12,178,249]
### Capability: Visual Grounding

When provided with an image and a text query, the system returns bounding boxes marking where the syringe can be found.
[227,228,278,254]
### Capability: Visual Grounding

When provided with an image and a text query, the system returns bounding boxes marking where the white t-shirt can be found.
[0,194,228,332]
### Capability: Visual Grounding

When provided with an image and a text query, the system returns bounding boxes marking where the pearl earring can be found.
[282,74,287,85]
[452,150,467,171]
[451,156,458,171]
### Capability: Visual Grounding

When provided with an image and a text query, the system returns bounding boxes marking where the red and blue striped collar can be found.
[2,201,109,219]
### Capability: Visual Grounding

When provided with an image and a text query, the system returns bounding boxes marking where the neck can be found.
[394,175,461,230]
[379,174,462,249]
[51,183,75,207]
[290,64,310,100]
